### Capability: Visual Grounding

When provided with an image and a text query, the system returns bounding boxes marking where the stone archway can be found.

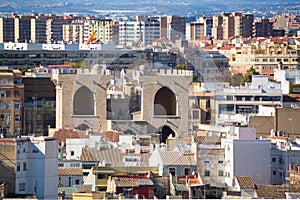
[157,125,175,144]
[73,86,94,115]
[154,87,176,115]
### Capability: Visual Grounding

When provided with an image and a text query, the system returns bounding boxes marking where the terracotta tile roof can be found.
[113,177,139,187]
[193,136,222,144]
[159,151,197,166]
[218,46,234,50]
[235,176,255,189]
[202,45,216,50]
[255,185,300,199]
[101,131,124,143]
[188,177,201,185]
[80,147,150,167]
[58,168,83,176]
[113,177,153,187]
[53,127,88,144]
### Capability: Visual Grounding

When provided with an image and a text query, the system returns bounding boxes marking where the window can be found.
[97,174,107,179]
[15,90,20,97]
[245,96,252,101]
[0,91,5,98]
[273,171,277,175]
[1,78,8,85]
[71,151,75,156]
[184,168,190,176]
[218,170,224,176]
[17,163,20,171]
[272,157,276,162]
[204,157,210,164]
[226,96,233,101]
[58,163,64,167]
[236,96,242,101]
[5,91,10,98]
[75,179,80,185]
[23,162,27,171]
[192,110,199,119]
[15,102,21,110]
[19,183,25,192]
[218,160,223,164]
[70,163,80,168]
[205,170,210,177]
[169,168,176,176]
[68,177,71,187]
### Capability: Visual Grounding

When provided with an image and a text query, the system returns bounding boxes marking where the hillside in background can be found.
[0,0,299,17]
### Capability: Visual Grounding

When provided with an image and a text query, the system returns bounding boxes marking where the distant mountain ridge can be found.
[1,0,299,17]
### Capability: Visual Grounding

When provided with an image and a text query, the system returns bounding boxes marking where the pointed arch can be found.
[154,86,177,115]
[157,125,175,144]
[73,86,94,115]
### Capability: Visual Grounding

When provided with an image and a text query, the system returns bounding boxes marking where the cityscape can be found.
[1,0,300,199]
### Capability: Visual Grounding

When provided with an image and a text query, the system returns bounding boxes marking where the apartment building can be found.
[186,17,213,41]
[212,12,254,40]
[252,18,285,37]
[119,18,160,47]
[182,48,230,82]
[222,138,271,186]
[160,16,186,41]
[274,69,300,94]
[270,14,300,36]
[229,37,300,79]
[0,67,23,137]
[92,19,119,44]
[212,75,282,126]
[0,14,48,43]
[22,67,56,135]
[63,22,85,44]
[0,136,58,199]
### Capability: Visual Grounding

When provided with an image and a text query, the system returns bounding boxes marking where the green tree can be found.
[241,67,259,85]
[230,73,243,86]
[18,66,29,75]
[175,64,186,70]
[64,61,85,69]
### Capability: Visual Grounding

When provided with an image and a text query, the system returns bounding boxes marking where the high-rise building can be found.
[91,19,119,45]
[0,67,24,137]
[0,14,48,43]
[253,18,274,37]
[186,17,212,41]
[46,15,65,44]
[23,67,56,135]
[212,12,254,40]
[119,18,160,47]
[160,16,186,41]
[63,22,85,44]
[0,14,18,43]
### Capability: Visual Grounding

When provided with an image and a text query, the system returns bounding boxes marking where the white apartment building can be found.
[0,136,58,199]
[221,138,271,187]
[213,75,282,126]
[274,69,300,94]
[119,20,160,47]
